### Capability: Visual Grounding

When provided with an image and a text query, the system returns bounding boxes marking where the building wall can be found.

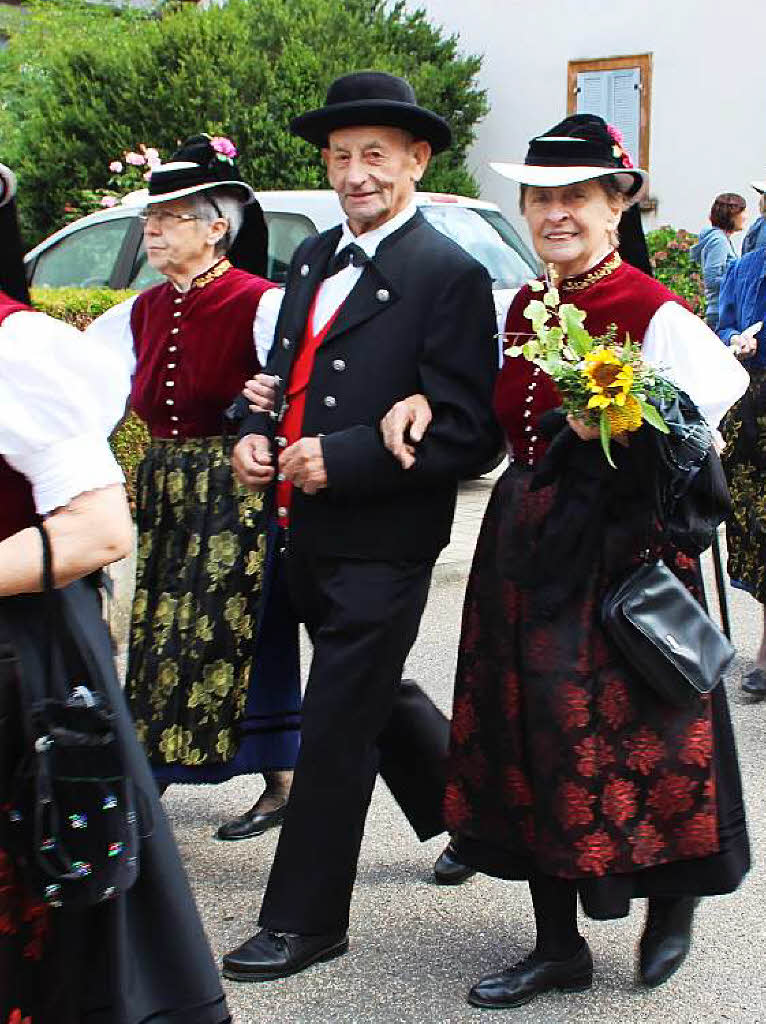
[410,0,766,236]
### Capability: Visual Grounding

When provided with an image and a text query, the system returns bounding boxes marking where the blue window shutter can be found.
[576,71,609,119]
[576,66,642,165]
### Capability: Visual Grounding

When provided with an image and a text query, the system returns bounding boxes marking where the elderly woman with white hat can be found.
[87,135,300,839]
[383,114,751,1009]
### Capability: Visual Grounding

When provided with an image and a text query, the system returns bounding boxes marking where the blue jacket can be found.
[717,248,766,369]
[742,216,766,255]
[690,226,738,321]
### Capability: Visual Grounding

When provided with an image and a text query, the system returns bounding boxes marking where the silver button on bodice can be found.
[166,399,174,406]
[376,289,390,302]
[278,505,289,518]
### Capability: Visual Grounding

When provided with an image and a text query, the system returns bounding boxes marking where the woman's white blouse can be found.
[0,310,131,514]
[642,301,749,429]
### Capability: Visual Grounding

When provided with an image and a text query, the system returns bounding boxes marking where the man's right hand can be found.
[232,434,274,490]
[243,373,278,413]
[380,394,432,469]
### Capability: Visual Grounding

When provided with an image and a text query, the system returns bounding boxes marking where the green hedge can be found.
[646,226,705,318]
[31,287,149,509]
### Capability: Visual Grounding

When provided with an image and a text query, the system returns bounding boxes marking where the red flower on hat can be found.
[606,124,634,168]
[211,136,238,160]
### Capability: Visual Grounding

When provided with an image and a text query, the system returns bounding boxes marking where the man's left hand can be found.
[280,437,328,495]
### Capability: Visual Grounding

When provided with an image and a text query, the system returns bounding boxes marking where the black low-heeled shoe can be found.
[639,896,698,988]
[433,839,476,885]
[222,928,349,982]
[468,942,593,1009]
[216,802,286,841]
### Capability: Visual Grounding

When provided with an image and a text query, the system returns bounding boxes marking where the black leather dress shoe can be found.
[222,928,349,982]
[468,942,593,1009]
[433,840,476,885]
[216,803,286,841]
[639,896,698,988]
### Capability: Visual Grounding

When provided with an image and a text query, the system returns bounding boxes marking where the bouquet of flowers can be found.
[505,270,675,466]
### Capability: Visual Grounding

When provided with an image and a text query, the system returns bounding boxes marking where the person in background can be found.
[741,181,766,255]
[0,159,230,1024]
[717,245,766,695]
[86,134,300,841]
[690,192,746,328]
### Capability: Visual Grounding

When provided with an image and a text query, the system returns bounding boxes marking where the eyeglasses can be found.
[138,209,201,227]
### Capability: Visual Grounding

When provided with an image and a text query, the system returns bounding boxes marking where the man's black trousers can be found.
[258,547,446,935]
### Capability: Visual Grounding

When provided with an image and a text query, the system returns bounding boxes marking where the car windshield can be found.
[420,205,538,289]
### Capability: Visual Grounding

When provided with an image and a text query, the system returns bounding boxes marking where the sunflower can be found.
[584,348,634,409]
[606,394,643,435]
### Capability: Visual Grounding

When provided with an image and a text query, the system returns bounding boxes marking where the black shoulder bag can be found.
[3,524,140,911]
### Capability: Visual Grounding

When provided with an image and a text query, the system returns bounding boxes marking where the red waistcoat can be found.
[129,261,276,438]
[495,256,681,467]
[274,296,342,526]
[0,292,37,542]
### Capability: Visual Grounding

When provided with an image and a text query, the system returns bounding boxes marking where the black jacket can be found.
[240,210,500,560]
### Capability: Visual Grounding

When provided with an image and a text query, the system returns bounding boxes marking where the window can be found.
[31,218,133,288]
[567,54,652,172]
[264,212,317,284]
[129,245,165,290]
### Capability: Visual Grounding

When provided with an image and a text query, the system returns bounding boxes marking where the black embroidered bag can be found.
[2,524,139,911]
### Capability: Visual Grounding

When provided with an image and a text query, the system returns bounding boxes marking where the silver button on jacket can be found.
[323,395,337,408]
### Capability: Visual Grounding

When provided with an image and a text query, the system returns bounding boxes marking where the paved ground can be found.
[110,467,765,1023]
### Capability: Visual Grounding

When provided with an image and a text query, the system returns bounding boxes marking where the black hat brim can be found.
[290,99,452,154]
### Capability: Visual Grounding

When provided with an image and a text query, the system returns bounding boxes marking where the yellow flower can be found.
[584,348,634,407]
[176,593,195,632]
[216,729,236,760]
[159,724,201,763]
[607,394,643,435]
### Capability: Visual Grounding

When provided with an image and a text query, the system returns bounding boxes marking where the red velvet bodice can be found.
[0,290,37,542]
[129,261,277,438]
[495,254,681,467]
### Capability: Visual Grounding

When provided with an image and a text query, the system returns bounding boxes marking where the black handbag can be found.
[2,524,140,911]
[602,559,735,707]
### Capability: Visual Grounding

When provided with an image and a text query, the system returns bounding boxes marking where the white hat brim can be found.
[0,163,17,208]
[125,180,256,207]
[489,162,649,206]
[750,180,766,195]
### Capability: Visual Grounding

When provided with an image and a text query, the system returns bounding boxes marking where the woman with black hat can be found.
[0,162,230,1023]
[382,115,751,1009]
[87,135,300,839]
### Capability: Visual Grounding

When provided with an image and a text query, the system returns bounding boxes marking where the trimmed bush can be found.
[646,226,705,317]
[31,287,149,509]
[3,0,488,245]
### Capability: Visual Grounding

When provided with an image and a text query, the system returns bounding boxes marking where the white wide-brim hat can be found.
[490,160,649,206]
[138,161,255,206]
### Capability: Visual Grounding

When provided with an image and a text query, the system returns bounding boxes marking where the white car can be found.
[24,190,539,327]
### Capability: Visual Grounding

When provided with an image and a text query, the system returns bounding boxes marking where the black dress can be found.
[0,577,231,1024]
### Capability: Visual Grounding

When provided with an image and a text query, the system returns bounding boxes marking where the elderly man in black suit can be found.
[224,71,499,982]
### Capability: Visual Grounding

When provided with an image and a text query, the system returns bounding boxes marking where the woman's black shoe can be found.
[433,839,476,885]
[639,896,698,988]
[467,942,593,1008]
[216,802,286,841]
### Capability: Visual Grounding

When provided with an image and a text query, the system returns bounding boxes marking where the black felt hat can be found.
[143,133,256,205]
[290,71,452,154]
[491,113,648,205]
[0,162,31,305]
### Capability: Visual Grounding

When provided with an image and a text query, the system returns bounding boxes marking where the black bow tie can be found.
[324,243,370,278]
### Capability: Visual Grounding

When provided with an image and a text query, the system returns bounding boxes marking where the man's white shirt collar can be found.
[335,201,418,258]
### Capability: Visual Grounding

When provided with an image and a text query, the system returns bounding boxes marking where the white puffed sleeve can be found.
[252,286,284,368]
[0,310,132,514]
[83,295,138,379]
[641,301,749,429]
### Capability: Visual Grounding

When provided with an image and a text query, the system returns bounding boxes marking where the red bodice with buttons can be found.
[129,261,276,438]
[495,254,681,467]
[0,291,37,542]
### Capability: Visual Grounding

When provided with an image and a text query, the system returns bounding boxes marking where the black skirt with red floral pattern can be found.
[445,466,750,919]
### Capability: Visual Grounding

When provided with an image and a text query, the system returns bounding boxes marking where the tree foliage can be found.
[1,0,488,244]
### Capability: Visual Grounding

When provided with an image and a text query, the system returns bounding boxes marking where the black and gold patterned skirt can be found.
[721,368,766,604]
[127,436,272,768]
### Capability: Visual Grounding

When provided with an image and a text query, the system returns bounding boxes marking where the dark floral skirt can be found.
[127,437,272,768]
[721,368,766,604]
[446,465,750,918]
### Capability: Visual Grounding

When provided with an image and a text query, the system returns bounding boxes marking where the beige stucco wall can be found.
[410,0,766,238]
